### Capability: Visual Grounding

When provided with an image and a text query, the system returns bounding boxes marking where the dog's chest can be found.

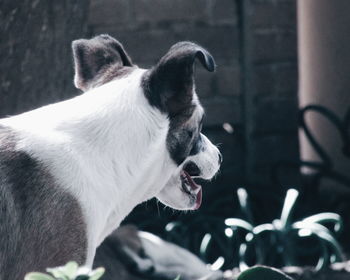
[0,125,87,279]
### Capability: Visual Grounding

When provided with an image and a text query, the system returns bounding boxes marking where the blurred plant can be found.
[272,104,350,189]
[25,261,105,280]
[165,214,230,270]
[224,188,344,271]
[24,261,293,280]
[237,266,293,280]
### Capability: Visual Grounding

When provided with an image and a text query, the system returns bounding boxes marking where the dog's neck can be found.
[0,69,176,266]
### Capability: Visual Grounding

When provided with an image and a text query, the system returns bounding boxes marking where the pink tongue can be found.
[183,171,200,190]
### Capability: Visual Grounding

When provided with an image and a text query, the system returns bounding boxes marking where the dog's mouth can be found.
[180,161,202,209]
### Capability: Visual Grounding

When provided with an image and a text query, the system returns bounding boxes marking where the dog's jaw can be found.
[156,133,221,211]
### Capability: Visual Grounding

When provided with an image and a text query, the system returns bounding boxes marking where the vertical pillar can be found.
[243,0,299,187]
[298,0,350,178]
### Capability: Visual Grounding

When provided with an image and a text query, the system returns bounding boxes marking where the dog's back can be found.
[0,125,87,280]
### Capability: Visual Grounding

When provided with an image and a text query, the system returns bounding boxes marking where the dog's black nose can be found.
[218,153,223,164]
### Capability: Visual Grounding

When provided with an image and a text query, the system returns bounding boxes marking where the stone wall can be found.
[243,0,299,187]
[0,0,90,116]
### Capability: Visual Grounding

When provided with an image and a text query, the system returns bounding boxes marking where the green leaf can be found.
[63,261,79,278]
[24,272,55,280]
[47,261,79,280]
[252,223,275,235]
[302,213,343,233]
[88,267,105,280]
[174,276,181,280]
[75,276,90,280]
[165,222,181,232]
[237,188,254,224]
[292,221,344,262]
[199,233,212,256]
[46,267,69,280]
[224,218,253,231]
[238,266,294,280]
[280,189,299,229]
[238,243,249,271]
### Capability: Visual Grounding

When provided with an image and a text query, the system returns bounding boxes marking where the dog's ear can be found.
[143,42,215,116]
[72,34,133,91]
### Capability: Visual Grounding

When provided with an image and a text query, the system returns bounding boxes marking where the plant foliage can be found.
[237,266,293,280]
[25,262,293,280]
[223,188,344,270]
[25,262,105,280]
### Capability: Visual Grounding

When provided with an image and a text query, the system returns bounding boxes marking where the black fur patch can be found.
[165,105,203,165]
[0,126,87,280]
[142,41,215,117]
[72,34,135,91]
[142,42,215,165]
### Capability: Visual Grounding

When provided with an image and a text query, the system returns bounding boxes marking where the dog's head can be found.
[72,35,221,211]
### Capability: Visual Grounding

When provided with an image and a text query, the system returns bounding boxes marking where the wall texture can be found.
[0,0,89,116]
[243,0,299,187]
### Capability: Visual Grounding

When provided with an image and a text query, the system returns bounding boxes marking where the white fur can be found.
[156,104,221,210]
[0,68,220,266]
[156,133,220,210]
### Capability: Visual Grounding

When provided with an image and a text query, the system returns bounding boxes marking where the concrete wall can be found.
[243,0,299,187]
[0,0,89,116]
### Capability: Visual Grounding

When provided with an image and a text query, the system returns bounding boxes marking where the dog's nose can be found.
[218,153,223,164]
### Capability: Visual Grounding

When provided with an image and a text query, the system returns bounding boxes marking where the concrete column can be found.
[298,0,350,178]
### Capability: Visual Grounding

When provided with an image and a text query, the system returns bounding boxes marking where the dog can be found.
[0,34,221,279]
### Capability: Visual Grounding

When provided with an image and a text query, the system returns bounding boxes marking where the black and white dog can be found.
[0,35,221,279]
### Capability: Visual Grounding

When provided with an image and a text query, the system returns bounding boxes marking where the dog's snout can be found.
[218,153,223,165]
